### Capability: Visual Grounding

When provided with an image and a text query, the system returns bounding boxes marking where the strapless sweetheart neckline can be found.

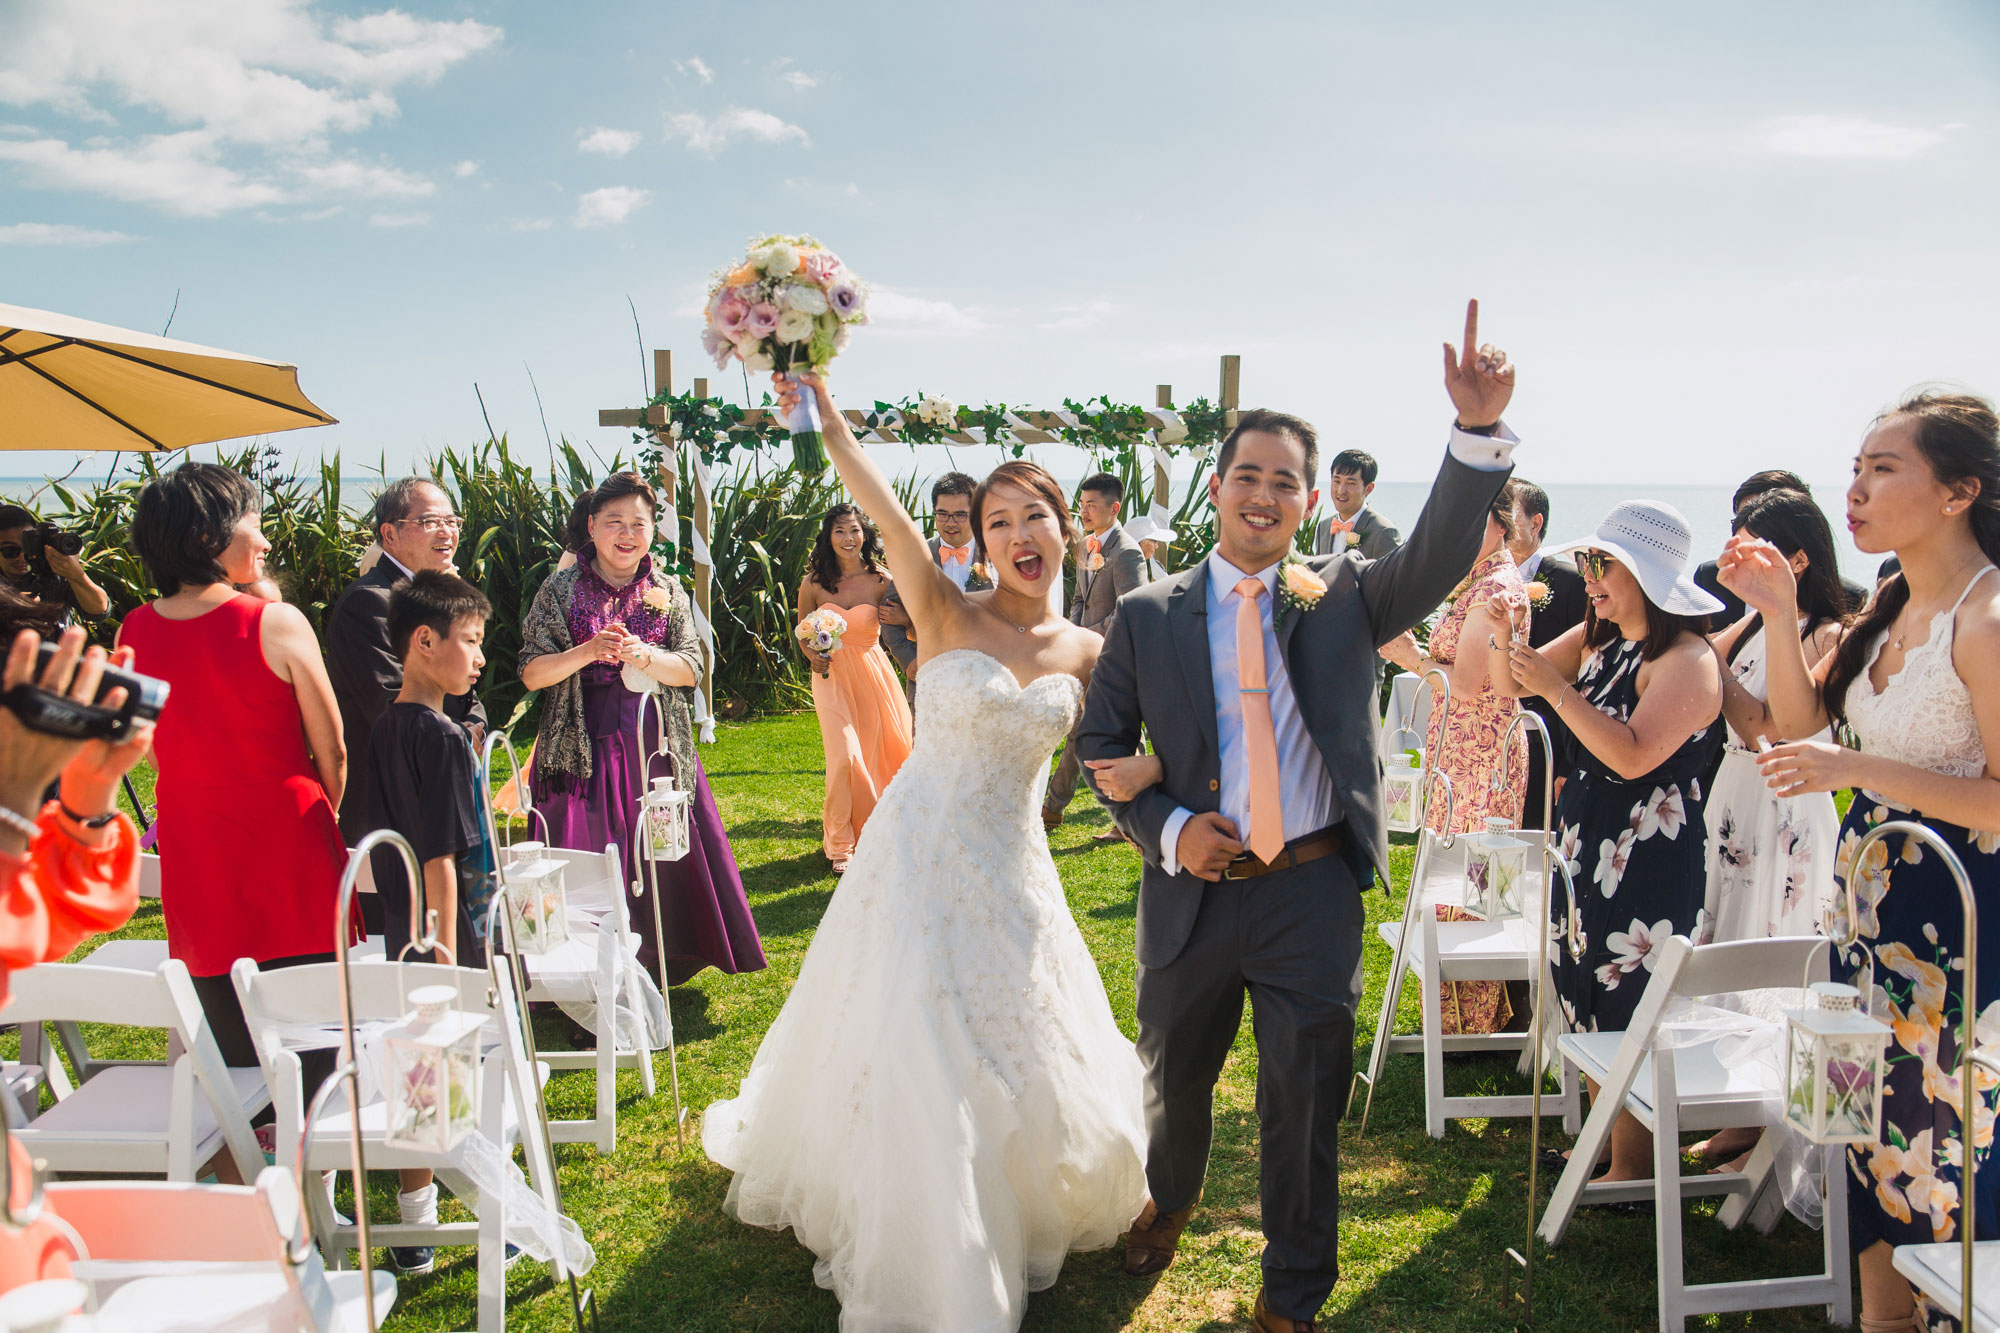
[922,646,1083,697]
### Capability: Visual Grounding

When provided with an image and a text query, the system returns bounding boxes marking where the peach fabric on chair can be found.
[809,604,914,865]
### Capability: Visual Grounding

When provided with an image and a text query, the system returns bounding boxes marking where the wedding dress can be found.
[702,648,1149,1332]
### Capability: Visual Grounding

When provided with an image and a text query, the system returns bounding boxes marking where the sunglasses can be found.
[0,545,21,560]
[1577,549,1620,581]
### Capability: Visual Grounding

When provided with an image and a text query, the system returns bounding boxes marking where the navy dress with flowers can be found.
[1832,568,2000,1295]
[1550,637,1722,1034]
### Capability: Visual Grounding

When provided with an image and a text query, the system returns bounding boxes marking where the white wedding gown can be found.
[702,648,1149,1332]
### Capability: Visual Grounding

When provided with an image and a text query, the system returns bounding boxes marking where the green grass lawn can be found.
[51,715,1844,1330]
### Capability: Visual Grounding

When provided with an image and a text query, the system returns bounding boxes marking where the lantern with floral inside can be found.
[381,983,482,1153]
[1463,817,1530,920]
[501,841,569,955]
[643,776,691,864]
[1384,752,1424,834]
[1781,981,1891,1144]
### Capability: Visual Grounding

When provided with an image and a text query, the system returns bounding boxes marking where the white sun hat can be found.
[1125,513,1178,544]
[1541,500,1724,616]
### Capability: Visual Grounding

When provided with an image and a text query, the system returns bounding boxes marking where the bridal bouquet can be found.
[703,233,870,472]
[795,606,848,668]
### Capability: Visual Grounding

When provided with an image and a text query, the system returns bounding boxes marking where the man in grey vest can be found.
[1043,471,1146,832]
[1311,449,1402,559]
[1076,303,1518,1333]
[879,472,990,706]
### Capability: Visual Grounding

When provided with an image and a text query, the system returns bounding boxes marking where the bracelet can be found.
[58,798,119,829]
[0,804,39,843]
[1553,685,1573,711]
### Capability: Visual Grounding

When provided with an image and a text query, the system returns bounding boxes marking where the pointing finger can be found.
[1462,298,1479,366]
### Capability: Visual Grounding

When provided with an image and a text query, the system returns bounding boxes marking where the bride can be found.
[701,372,1150,1331]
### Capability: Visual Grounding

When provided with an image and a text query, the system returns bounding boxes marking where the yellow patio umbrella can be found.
[0,301,335,452]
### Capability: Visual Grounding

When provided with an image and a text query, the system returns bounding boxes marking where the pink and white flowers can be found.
[795,606,848,657]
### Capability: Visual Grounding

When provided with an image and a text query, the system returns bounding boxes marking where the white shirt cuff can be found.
[1447,420,1519,472]
[1159,806,1194,877]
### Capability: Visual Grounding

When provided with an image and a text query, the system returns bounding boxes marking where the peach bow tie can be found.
[1234,577,1285,864]
[940,544,972,562]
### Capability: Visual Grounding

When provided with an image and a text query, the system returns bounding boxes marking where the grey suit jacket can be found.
[1069,523,1146,635]
[1077,449,1509,968]
[880,535,992,671]
[1312,506,1401,561]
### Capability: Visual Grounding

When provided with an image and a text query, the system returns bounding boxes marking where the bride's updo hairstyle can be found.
[1822,388,2000,721]
[971,461,1074,561]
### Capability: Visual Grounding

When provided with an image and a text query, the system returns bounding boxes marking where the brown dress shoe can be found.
[1041,808,1063,830]
[1251,1289,1317,1333]
[1122,1197,1198,1276]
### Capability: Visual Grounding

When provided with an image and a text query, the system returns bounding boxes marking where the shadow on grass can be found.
[728,817,822,839]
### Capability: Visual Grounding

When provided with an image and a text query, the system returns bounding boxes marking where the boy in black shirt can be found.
[364,569,495,1274]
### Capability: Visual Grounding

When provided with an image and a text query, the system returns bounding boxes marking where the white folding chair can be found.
[232,956,535,1332]
[6,959,267,1184]
[49,1167,397,1332]
[1537,934,1851,1330]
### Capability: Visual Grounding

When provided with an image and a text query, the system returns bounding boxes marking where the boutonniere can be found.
[1277,557,1327,614]
[641,584,672,612]
[1084,552,1105,572]
[1523,580,1551,610]
[971,561,993,584]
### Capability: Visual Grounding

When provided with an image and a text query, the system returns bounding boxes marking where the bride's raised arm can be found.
[775,372,957,632]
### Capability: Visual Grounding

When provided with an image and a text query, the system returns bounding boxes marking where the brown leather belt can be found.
[1222,825,1344,880]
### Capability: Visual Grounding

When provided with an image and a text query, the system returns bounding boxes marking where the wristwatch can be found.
[59,798,119,829]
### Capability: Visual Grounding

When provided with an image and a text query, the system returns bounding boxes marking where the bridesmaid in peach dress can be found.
[797,504,914,874]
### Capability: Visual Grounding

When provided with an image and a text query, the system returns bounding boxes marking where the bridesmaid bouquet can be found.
[795,607,848,660]
[703,233,870,472]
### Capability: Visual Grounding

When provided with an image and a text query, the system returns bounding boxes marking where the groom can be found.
[1076,302,1519,1332]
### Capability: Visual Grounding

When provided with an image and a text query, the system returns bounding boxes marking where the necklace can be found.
[1890,554,1983,651]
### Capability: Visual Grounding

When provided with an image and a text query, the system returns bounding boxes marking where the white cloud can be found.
[663,107,809,155]
[509,217,552,231]
[782,71,817,91]
[868,287,990,335]
[368,210,428,226]
[578,126,641,157]
[575,185,649,228]
[452,159,479,178]
[0,0,498,212]
[1754,114,1953,160]
[0,221,134,245]
[675,56,713,85]
[293,157,433,197]
[1038,300,1118,331]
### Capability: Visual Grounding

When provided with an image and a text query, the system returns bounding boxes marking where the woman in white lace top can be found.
[1721,390,2000,1333]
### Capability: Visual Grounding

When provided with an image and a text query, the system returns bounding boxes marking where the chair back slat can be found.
[4,963,175,1029]
[47,1178,287,1262]
[1670,935,1830,1000]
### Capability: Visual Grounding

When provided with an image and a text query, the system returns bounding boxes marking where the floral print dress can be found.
[1424,548,1528,834]
[1833,568,2000,1301]
[1549,637,1721,1035]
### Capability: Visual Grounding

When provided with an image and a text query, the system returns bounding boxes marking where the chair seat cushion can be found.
[1558,1031,1779,1113]
[24,1066,269,1150]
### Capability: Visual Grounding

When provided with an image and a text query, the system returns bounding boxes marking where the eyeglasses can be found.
[0,546,21,560]
[1578,550,1619,581]
[396,515,463,534]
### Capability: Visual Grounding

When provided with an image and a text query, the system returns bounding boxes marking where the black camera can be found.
[20,526,83,560]
[0,641,171,741]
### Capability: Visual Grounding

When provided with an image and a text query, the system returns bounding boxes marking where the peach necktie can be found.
[1234,577,1286,863]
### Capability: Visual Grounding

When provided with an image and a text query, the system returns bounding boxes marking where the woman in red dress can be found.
[118,464,349,1072]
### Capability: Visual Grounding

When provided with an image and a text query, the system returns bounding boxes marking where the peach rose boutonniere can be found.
[972,561,994,584]
[1277,558,1328,616]
[1084,534,1105,572]
[642,584,673,612]
[1524,580,1551,611]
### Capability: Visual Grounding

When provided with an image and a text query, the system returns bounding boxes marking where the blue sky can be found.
[2,0,1996,491]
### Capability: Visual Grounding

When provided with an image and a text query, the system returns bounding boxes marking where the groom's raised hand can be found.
[1441,298,1515,430]
[1176,811,1244,882]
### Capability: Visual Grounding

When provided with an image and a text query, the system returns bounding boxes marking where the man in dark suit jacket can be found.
[879,473,990,700]
[1507,481,1587,827]
[1043,472,1146,829]
[1310,449,1402,560]
[326,478,487,845]
[1076,305,1518,1331]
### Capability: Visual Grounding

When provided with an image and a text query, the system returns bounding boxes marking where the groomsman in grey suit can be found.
[1311,449,1402,559]
[1077,303,1518,1333]
[1043,472,1147,831]
[879,472,990,702]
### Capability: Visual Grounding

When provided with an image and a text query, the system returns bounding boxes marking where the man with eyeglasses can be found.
[326,478,488,845]
[0,503,109,627]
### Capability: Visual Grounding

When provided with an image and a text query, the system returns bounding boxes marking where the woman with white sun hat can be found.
[1486,499,1726,1188]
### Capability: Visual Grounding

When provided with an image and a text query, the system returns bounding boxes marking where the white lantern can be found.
[1464,817,1530,920]
[643,776,691,864]
[501,841,570,955]
[1384,752,1424,834]
[1782,981,1891,1144]
[381,984,482,1153]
